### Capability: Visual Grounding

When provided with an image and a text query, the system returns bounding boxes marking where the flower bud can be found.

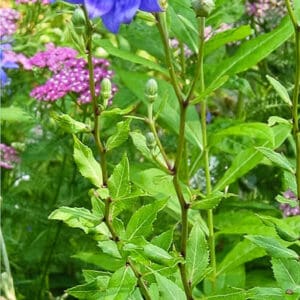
[146,132,156,149]
[145,78,158,103]
[191,0,215,17]
[71,7,86,28]
[101,78,112,107]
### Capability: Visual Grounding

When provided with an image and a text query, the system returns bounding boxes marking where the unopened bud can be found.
[191,0,215,17]
[101,78,112,107]
[145,79,158,103]
[71,7,86,28]
[146,132,156,149]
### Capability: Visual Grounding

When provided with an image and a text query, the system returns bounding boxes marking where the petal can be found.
[101,0,140,33]
[85,0,114,19]
[0,68,8,85]
[63,0,84,4]
[3,61,19,69]
[139,0,162,11]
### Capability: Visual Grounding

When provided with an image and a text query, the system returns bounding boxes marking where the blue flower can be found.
[65,0,162,33]
[0,49,19,87]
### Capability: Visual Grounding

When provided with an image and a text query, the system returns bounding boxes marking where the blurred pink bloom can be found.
[0,143,20,169]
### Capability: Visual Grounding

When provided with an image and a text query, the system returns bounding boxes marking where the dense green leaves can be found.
[106,119,131,151]
[266,75,292,106]
[73,136,103,187]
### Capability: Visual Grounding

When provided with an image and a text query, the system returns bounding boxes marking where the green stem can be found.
[196,17,216,288]
[156,13,184,104]
[128,259,152,300]
[187,17,205,103]
[156,11,193,299]
[285,0,300,201]
[148,103,173,171]
[0,227,16,300]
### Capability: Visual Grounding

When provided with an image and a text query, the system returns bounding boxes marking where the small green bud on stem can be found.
[191,0,215,17]
[101,78,112,108]
[72,7,86,34]
[145,78,158,103]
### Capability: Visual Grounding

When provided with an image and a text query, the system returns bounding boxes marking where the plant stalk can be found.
[285,0,300,201]
[156,11,193,300]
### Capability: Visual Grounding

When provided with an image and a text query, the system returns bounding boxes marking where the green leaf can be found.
[98,240,122,259]
[52,113,91,134]
[272,258,300,292]
[266,75,292,106]
[208,17,293,83]
[48,206,99,234]
[217,239,266,275]
[205,291,248,300]
[155,272,186,300]
[105,266,137,300]
[67,276,108,299]
[205,25,252,55]
[256,147,295,173]
[82,270,111,283]
[186,222,209,287]
[214,124,291,191]
[106,119,131,151]
[95,39,169,76]
[294,0,300,23]
[125,199,167,240]
[191,191,224,210]
[210,123,275,147]
[151,229,174,251]
[191,76,229,105]
[248,287,284,300]
[73,136,103,187]
[245,235,299,260]
[73,252,125,272]
[0,106,32,122]
[142,243,177,266]
[108,154,130,200]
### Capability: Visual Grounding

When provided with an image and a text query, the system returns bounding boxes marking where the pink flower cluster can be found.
[0,8,20,40]
[29,44,115,104]
[279,190,300,217]
[245,0,286,24]
[0,143,20,169]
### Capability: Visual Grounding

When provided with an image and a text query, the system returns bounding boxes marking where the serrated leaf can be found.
[272,258,300,292]
[67,277,108,299]
[191,191,224,210]
[73,252,125,272]
[205,291,248,300]
[98,240,122,259]
[82,270,111,283]
[125,199,167,240]
[217,239,266,275]
[142,243,177,267]
[105,266,137,300]
[151,229,173,251]
[73,136,103,187]
[245,235,299,260]
[52,113,91,134]
[48,206,99,234]
[266,75,292,106]
[106,119,131,151]
[186,222,209,287]
[155,272,186,300]
[248,287,284,300]
[256,147,295,173]
[108,154,130,200]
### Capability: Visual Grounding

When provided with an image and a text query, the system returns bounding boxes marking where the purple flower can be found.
[0,8,20,40]
[29,44,116,104]
[279,190,300,217]
[0,143,20,169]
[64,0,162,33]
[0,48,19,86]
